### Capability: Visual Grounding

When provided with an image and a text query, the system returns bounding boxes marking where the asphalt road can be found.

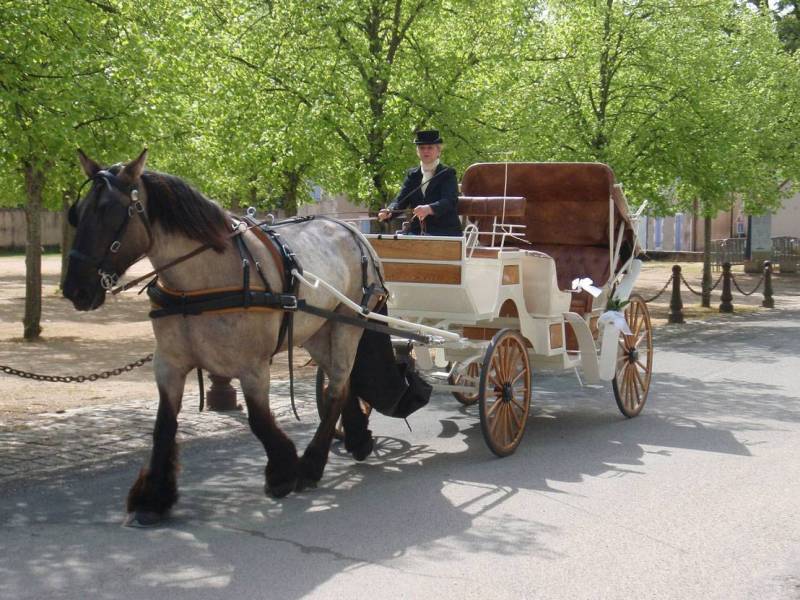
[1,309,799,599]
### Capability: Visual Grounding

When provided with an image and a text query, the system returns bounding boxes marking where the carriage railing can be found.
[463,222,528,258]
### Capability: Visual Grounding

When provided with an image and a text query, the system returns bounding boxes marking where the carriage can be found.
[322,162,653,457]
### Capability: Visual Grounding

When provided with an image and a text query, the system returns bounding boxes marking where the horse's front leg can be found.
[240,369,299,498]
[125,360,186,527]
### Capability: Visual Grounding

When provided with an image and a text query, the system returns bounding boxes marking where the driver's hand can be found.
[378,208,392,222]
[412,204,433,221]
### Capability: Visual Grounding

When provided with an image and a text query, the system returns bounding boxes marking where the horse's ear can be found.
[122,148,148,181]
[77,148,101,178]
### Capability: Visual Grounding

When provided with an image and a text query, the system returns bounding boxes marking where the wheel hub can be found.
[501,382,513,402]
[628,348,639,363]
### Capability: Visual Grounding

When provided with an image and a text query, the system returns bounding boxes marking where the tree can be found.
[501,0,800,303]
[0,0,155,338]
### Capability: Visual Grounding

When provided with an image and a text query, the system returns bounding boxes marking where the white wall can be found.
[773,191,800,238]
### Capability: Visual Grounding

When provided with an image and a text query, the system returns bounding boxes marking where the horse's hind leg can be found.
[240,369,299,498]
[342,391,373,462]
[299,322,363,490]
[126,364,186,526]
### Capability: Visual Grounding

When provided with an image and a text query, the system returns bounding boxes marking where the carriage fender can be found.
[597,312,630,381]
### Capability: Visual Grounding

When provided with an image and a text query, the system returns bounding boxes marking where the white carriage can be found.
[303,162,652,456]
[362,162,653,456]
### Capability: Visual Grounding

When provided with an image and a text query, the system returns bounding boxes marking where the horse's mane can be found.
[139,170,230,252]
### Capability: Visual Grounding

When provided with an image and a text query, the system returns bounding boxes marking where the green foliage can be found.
[1,0,798,214]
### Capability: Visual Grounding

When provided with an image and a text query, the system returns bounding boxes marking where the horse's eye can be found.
[67,203,79,227]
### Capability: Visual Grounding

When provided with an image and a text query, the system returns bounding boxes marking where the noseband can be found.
[69,170,154,290]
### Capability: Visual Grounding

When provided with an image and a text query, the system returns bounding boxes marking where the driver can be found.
[377,129,461,236]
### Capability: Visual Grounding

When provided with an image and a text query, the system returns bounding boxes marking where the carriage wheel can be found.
[478,329,532,457]
[612,295,653,418]
[448,362,480,406]
[315,367,371,441]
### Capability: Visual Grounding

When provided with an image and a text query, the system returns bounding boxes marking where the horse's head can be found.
[63,149,153,311]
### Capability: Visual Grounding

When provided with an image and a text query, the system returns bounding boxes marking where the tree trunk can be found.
[282,170,302,217]
[23,163,45,339]
[702,214,712,308]
[60,190,75,290]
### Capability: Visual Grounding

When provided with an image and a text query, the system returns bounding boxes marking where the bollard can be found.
[668,264,684,324]
[762,260,774,308]
[719,262,734,313]
[206,374,240,411]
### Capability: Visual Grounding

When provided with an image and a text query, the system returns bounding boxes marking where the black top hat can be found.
[414,129,443,145]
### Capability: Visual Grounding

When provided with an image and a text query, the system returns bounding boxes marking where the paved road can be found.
[1,309,799,599]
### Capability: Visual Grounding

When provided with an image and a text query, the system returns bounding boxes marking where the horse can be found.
[63,149,382,526]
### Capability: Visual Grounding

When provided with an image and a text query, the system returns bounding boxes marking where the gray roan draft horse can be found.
[63,149,382,526]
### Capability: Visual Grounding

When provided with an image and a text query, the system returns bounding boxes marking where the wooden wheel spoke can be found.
[631,369,643,407]
[486,397,502,418]
[506,342,520,379]
[508,403,519,439]
[495,345,509,382]
[509,396,526,413]
[510,361,529,384]
[631,306,643,339]
[488,369,503,389]
[631,301,641,333]
[624,364,635,409]
[633,365,646,393]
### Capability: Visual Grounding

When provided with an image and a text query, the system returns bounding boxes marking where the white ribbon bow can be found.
[598,310,633,335]
[571,277,602,298]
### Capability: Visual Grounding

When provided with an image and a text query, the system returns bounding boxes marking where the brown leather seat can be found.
[457,196,526,218]
[461,162,635,314]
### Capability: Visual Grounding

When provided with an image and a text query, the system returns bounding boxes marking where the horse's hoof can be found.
[351,436,374,462]
[123,511,163,528]
[294,477,318,493]
[266,479,296,499]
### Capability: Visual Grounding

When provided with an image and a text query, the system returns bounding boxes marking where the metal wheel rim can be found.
[613,296,653,417]
[478,330,531,456]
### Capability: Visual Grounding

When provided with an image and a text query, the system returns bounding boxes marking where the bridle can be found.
[69,169,154,291]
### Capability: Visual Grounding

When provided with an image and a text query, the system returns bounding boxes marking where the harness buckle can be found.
[282,295,298,311]
[109,240,121,253]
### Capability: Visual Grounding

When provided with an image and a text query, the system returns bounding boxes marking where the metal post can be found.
[206,374,240,411]
[668,264,684,324]
[719,262,734,313]
[762,260,774,308]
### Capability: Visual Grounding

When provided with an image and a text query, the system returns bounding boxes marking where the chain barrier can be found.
[644,268,758,303]
[679,273,703,296]
[678,272,723,296]
[731,273,765,296]
[642,275,674,303]
[0,354,153,384]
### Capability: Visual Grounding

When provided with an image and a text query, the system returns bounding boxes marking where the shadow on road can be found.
[0,368,763,599]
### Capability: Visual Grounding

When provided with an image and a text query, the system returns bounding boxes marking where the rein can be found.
[110,217,272,296]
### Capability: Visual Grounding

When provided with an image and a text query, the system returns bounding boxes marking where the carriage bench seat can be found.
[528,243,610,292]
[457,196,526,218]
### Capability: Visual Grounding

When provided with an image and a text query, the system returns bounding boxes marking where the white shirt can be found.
[420,159,440,197]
